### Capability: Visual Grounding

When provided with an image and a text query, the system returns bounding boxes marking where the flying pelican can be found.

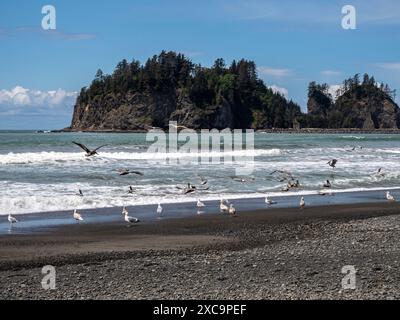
[73,209,83,222]
[199,176,208,186]
[197,199,205,208]
[265,196,277,205]
[116,169,144,176]
[300,197,305,209]
[323,180,332,188]
[8,214,18,228]
[386,191,396,202]
[220,200,229,213]
[123,207,140,224]
[72,141,107,157]
[76,187,84,197]
[228,204,237,216]
[327,159,338,168]
[184,184,197,194]
[281,185,290,192]
[157,203,163,217]
[376,168,385,177]
[170,123,189,130]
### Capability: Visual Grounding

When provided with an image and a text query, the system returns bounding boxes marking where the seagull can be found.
[228,204,237,216]
[386,191,396,202]
[300,197,305,209]
[220,200,229,213]
[116,169,144,176]
[323,180,332,188]
[128,186,135,194]
[265,196,277,205]
[8,214,18,228]
[72,141,107,157]
[73,209,83,222]
[197,199,205,208]
[327,159,338,168]
[123,207,140,224]
[157,203,163,217]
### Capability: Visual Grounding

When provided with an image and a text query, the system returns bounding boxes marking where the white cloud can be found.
[258,66,291,77]
[375,62,400,71]
[321,70,341,76]
[268,85,289,98]
[0,86,77,116]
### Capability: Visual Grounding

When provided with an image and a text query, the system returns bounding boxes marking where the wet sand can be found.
[1,202,400,299]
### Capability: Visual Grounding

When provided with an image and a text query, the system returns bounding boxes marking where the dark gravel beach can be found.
[1,202,400,300]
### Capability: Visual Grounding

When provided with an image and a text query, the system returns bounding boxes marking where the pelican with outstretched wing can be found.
[72,141,107,157]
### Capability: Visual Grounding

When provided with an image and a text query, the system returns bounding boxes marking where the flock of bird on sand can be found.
[5,141,398,229]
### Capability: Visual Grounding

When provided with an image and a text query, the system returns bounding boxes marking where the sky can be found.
[0,0,400,129]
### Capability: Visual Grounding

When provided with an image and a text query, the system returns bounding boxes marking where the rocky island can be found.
[67,51,399,131]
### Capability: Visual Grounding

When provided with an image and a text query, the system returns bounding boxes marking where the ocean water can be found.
[1,131,400,216]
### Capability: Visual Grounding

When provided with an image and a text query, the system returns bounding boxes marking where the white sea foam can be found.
[0,149,281,165]
[2,185,400,216]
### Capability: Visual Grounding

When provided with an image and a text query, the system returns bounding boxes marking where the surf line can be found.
[145,121,255,175]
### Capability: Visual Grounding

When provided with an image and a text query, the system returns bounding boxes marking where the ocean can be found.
[0,131,399,216]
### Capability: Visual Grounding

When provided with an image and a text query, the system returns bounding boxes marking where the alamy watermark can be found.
[342,5,356,30]
[41,265,56,290]
[341,265,357,290]
[41,5,56,30]
[146,122,255,176]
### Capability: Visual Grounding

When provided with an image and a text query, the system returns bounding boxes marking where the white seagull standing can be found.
[8,214,18,228]
[265,196,277,205]
[300,197,305,209]
[386,191,396,202]
[197,199,205,208]
[157,203,163,217]
[73,209,83,222]
[228,204,237,216]
[123,207,140,224]
[220,200,229,213]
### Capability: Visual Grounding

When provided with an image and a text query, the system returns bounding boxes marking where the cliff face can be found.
[68,52,301,131]
[70,91,235,131]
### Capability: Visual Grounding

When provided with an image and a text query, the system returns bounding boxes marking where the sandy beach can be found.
[1,202,400,300]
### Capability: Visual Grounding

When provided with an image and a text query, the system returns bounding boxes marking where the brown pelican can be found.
[72,141,107,157]
[323,180,332,188]
[116,169,143,176]
[327,159,338,168]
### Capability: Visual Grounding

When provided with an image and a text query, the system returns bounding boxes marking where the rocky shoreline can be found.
[58,128,400,134]
[1,202,400,300]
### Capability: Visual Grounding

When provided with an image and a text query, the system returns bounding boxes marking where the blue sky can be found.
[0,0,400,129]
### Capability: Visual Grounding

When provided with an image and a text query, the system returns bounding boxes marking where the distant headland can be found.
[66,51,399,132]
